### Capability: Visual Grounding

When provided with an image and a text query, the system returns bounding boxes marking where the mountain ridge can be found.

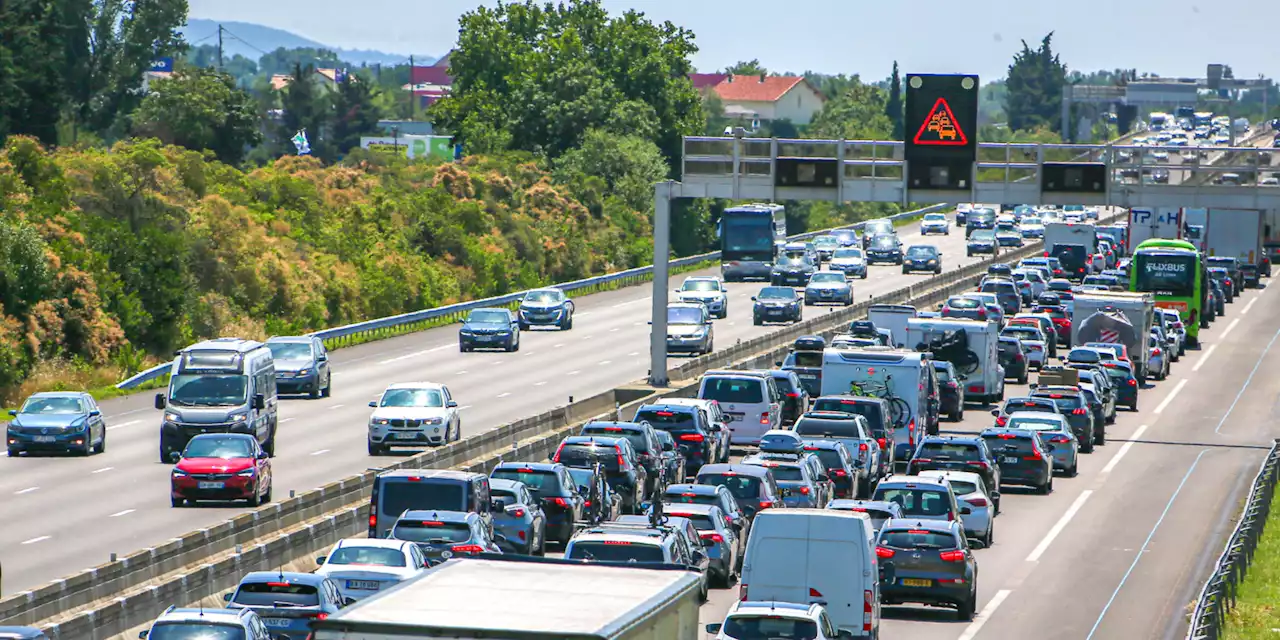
[181,19,439,68]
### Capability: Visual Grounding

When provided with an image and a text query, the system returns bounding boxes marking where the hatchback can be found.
[223,572,350,640]
[388,509,504,562]
[905,436,1001,513]
[1029,387,1098,452]
[662,483,751,541]
[490,462,584,545]
[1099,361,1140,411]
[992,396,1060,427]
[695,464,785,521]
[997,336,1030,384]
[979,428,1054,494]
[742,453,827,509]
[877,519,979,620]
[916,470,997,547]
[552,436,648,514]
[1005,412,1079,476]
[871,475,970,525]
[488,478,548,555]
[826,499,905,534]
[170,433,272,508]
[801,439,861,499]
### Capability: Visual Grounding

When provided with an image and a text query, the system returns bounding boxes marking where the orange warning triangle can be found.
[913,97,968,146]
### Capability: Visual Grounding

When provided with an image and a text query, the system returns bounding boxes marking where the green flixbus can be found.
[1129,238,1206,346]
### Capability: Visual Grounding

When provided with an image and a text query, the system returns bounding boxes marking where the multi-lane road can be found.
[1,214,999,593]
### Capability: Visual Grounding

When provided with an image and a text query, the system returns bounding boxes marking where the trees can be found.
[0,0,76,145]
[724,59,767,76]
[886,62,904,140]
[132,67,263,165]
[429,0,702,168]
[808,77,895,141]
[278,63,327,157]
[329,75,382,160]
[1004,32,1068,134]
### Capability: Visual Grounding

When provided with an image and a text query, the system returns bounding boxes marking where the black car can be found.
[564,465,622,525]
[1099,361,1140,411]
[966,207,996,233]
[966,230,997,256]
[770,256,816,286]
[490,462,585,546]
[979,427,1054,494]
[931,361,964,422]
[768,369,810,425]
[1208,268,1234,303]
[1028,387,1098,452]
[866,234,904,264]
[877,519,980,620]
[905,435,1002,513]
[459,307,521,352]
[552,435,649,514]
[633,403,716,474]
[997,336,1030,384]
[752,286,803,325]
[902,245,943,274]
[579,421,665,496]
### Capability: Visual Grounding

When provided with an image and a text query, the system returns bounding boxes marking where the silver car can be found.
[489,478,547,555]
[920,213,951,235]
[916,470,996,548]
[674,276,729,319]
[1006,412,1079,477]
[803,271,854,306]
[829,247,868,279]
[663,303,714,355]
[1147,332,1170,381]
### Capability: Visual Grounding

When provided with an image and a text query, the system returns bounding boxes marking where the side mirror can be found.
[706,624,723,634]
[368,400,377,408]
[447,400,458,408]
[990,409,1000,417]
[7,409,16,416]
[969,538,987,550]
[960,506,972,515]
[662,441,674,452]
[252,394,265,410]
[154,393,166,410]
[89,409,102,417]
[751,296,758,301]
[257,450,269,460]
[222,593,233,602]
[316,555,326,565]
[317,353,328,361]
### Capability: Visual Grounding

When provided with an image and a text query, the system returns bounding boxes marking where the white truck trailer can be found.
[1128,207,1184,247]
[1044,221,1099,255]
[1070,291,1156,382]
[310,557,702,640]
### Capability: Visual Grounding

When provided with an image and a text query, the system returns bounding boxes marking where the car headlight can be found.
[372,418,390,426]
[230,414,248,423]
[172,468,188,477]
[165,412,181,422]
[424,417,444,425]
[460,329,473,336]
[236,468,256,477]
[297,369,311,376]
[928,259,938,265]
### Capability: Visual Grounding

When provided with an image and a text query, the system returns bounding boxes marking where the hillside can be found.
[181,19,437,67]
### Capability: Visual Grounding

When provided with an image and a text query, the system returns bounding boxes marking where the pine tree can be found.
[886,61,904,140]
[329,75,382,160]
[279,63,326,156]
[1004,32,1068,134]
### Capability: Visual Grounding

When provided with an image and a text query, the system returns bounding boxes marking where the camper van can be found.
[819,347,934,460]
[868,304,919,349]
[154,339,279,463]
[904,318,1004,405]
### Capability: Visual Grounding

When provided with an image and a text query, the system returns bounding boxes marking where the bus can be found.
[1149,112,1169,131]
[1194,111,1214,128]
[1129,239,1205,345]
[719,203,786,281]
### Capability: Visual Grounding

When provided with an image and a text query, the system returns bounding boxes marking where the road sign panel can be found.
[912,98,969,146]
[904,74,979,191]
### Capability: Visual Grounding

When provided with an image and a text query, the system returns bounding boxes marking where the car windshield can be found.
[873,488,952,517]
[946,297,981,309]
[917,443,980,461]
[699,474,762,500]
[780,256,809,266]
[924,214,946,221]
[667,307,704,324]
[833,249,863,259]
[567,541,665,563]
[681,280,719,292]
[183,436,253,459]
[1022,217,1041,225]
[722,616,819,640]
[970,230,995,240]
[635,409,697,430]
[379,388,444,408]
[490,469,561,495]
[814,236,839,247]
[758,287,796,300]
[664,510,716,531]
[326,546,407,567]
[266,342,312,360]
[865,221,893,234]
[809,272,845,283]
[467,310,508,323]
[146,623,246,640]
[808,449,846,470]
[20,396,85,414]
[523,290,563,303]
[233,581,320,607]
[392,520,473,544]
[1002,329,1041,342]
[665,489,718,507]
[906,246,936,257]
[757,464,803,482]
[169,374,248,407]
[873,236,897,247]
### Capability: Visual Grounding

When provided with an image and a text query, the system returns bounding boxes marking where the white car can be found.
[367,382,461,455]
[1001,325,1047,370]
[804,271,854,306]
[916,470,996,547]
[920,212,951,235]
[708,601,847,640]
[315,538,430,600]
[674,276,729,319]
[1018,216,1044,238]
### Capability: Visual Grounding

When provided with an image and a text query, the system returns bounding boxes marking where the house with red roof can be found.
[407,53,454,108]
[712,74,826,126]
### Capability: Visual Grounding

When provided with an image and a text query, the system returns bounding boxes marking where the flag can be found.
[291,130,311,155]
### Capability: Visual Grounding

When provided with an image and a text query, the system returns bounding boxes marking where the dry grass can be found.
[1,358,166,408]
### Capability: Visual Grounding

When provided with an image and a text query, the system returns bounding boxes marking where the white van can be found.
[904,318,1004,404]
[740,510,881,637]
[819,347,931,446]
[697,369,783,446]
[867,304,918,348]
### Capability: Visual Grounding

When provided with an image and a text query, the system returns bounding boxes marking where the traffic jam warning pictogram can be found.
[912,98,969,146]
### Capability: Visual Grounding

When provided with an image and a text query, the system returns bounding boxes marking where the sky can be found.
[187,0,1278,82]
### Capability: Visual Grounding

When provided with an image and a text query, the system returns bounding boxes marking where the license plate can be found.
[1002,456,1019,464]
[725,413,743,422]
[346,580,380,590]
[198,481,225,489]
[262,618,291,628]
[901,578,932,587]
[33,436,56,443]
[392,432,418,440]
[478,335,495,341]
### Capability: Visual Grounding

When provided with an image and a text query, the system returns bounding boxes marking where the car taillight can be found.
[864,590,874,632]
[311,613,329,621]
[616,448,626,468]
[968,384,984,393]
[1015,353,1024,362]
[547,497,569,508]
[551,442,566,462]
[859,442,868,452]
[995,416,1008,427]
[968,497,989,507]
[1072,408,1087,415]
[946,510,955,521]
[451,544,485,555]
[912,458,931,465]
[1050,435,1071,443]
[966,461,989,470]
[368,514,376,530]
[877,438,887,449]
[940,550,966,563]
[977,308,987,318]
[1023,450,1043,461]
[831,468,848,477]
[785,392,800,398]
[760,412,771,425]
[759,500,774,510]
[679,433,705,443]
[875,546,896,558]
[511,508,525,517]
[1128,379,1137,387]
[799,486,811,495]
[740,584,749,601]
[700,532,725,544]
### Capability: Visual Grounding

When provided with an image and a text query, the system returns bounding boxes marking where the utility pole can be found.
[408,55,415,120]
[217,24,224,69]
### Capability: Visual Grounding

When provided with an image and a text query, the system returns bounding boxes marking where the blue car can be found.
[6,392,107,456]
[517,288,575,330]
[459,307,521,352]
[223,571,351,640]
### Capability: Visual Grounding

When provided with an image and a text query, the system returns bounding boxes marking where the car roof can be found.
[882,518,959,533]
[742,454,804,469]
[919,435,982,446]
[665,483,723,495]
[662,503,720,516]
[1007,411,1068,423]
[525,287,565,294]
[657,398,716,410]
[153,608,251,624]
[562,435,626,447]
[828,499,901,513]
[571,530,671,546]
[240,571,326,585]
[800,439,846,450]
[265,335,311,343]
[378,469,483,481]
[878,474,951,489]
[25,391,87,399]
[493,461,561,472]
[383,382,446,391]
[697,463,772,478]
[583,421,649,432]
[729,601,820,618]
[917,470,984,486]
[333,538,413,552]
[470,306,510,314]
[398,510,478,524]
[488,478,531,492]
[187,432,256,443]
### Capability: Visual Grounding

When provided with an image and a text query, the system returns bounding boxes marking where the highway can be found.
[0,212,1001,593]
[691,277,1278,638]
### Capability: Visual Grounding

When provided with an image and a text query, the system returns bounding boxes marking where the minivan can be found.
[367,470,492,539]
[697,370,783,445]
[740,510,882,637]
[154,338,279,463]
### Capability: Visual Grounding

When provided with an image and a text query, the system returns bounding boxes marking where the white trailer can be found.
[1044,221,1098,255]
[1128,207,1183,247]
[904,318,1003,404]
[1070,291,1156,381]
[1204,209,1264,267]
[310,557,702,640]
[867,304,918,349]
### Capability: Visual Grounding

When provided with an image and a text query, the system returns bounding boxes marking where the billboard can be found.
[359,135,453,161]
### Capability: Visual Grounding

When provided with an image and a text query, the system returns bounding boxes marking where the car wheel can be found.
[1069,461,1079,477]
[262,482,272,503]
[519,321,530,331]
[367,440,383,456]
[171,496,185,508]
[984,526,994,548]
[1130,401,1139,412]
[1081,438,1095,454]
[957,590,976,621]
[309,384,320,399]
[263,429,276,457]
[322,376,332,398]
[247,483,261,507]
[94,430,106,454]
[753,316,762,326]
[459,343,470,353]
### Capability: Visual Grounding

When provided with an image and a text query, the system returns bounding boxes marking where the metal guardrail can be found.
[114,204,949,390]
[1187,439,1280,640]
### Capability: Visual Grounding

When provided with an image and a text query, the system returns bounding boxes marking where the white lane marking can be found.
[457,405,471,411]
[1192,345,1217,372]
[1241,297,1259,315]
[1101,424,1149,474]
[1025,490,1094,562]
[1220,317,1241,340]
[279,417,296,424]
[1153,379,1187,414]
[609,327,620,332]
[15,487,38,495]
[554,344,565,348]
[728,321,736,326]
[310,449,329,456]
[377,344,451,365]
[91,467,113,474]
[599,360,612,366]
[1215,323,1280,435]
[110,509,135,517]
[22,536,50,545]
[107,419,141,431]
[582,335,593,340]
[524,352,536,357]
[534,381,547,386]
[497,392,511,398]
[110,408,149,418]
[328,404,345,410]
[633,322,644,327]
[568,370,581,376]
[612,297,651,309]
[957,589,1012,640]
[456,370,468,375]
[628,352,639,357]
[1085,451,1207,639]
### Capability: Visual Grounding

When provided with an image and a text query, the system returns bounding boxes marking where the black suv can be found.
[579,421,664,495]
[878,518,979,620]
[552,435,648,514]
[1029,386,1097,453]
[979,427,1053,494]
[632,404,715,474]
[997,336,1030,384]
[490,461,584,546]
[768,369,810,425]
[905,435,1002,513]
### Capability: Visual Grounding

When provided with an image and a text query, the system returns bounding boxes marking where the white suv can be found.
[708,601,853,639]
[139,606,277,640]
[367,382,461,455]
[675,276,730,319]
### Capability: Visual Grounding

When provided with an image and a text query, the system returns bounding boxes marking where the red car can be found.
[171,433,272,507]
